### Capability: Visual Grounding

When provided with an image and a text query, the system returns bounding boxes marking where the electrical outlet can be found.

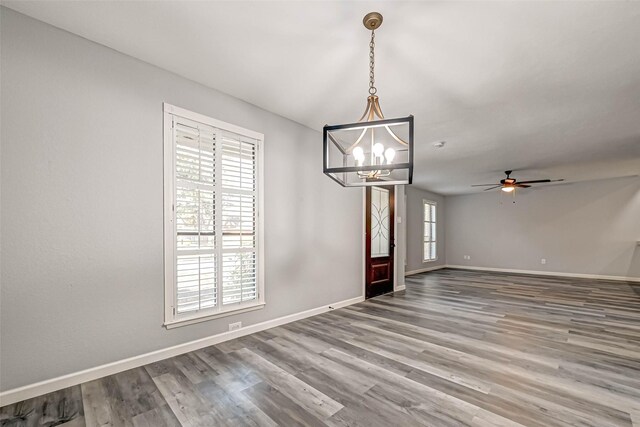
[541,258,546,265]
[463,255,471,260]
[229,322,242,331]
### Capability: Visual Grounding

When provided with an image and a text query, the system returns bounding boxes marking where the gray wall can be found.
[405,186,446,273]
[445,176,640,278]
[0,8,363,391]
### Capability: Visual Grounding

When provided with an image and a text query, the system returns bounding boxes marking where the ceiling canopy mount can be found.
[362,12,383,30]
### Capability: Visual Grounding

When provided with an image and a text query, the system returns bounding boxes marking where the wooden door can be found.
[366,186,395,299]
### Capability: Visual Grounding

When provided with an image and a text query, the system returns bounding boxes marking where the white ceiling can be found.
[5,1,640,194]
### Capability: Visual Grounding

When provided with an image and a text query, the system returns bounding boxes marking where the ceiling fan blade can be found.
[515,184,531,188]
[471,184,499,187]
[517,179,551,184]
[483,185,502,191]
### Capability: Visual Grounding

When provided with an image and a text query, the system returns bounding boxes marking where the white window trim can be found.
[163,103,265,329]
[423,199,437,263]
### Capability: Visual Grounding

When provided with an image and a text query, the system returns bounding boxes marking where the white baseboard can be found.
[0,295,365,407]
[405,265,446,276]
[394,285,406,291]
[445,265,640,283]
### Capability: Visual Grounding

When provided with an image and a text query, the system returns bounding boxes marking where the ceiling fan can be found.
[471,170,564,192]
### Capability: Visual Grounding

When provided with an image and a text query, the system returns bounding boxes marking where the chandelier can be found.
[323,12,414,187]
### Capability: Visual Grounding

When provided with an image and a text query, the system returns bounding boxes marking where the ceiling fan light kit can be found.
[323,12,414,187]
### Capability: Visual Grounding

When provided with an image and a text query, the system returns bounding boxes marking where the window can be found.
[163,104,264,328]
[423,200,437,262]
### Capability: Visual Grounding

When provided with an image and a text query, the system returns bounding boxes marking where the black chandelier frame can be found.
[323,115,414,187]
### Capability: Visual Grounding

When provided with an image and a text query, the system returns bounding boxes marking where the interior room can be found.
[1,1,639,426]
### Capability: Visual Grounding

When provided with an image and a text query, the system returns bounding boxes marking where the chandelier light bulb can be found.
[384,147,396,163]
[353,147,365,164]
[502,186,515,193]
[352,146,364,160]
[372,143,385,157]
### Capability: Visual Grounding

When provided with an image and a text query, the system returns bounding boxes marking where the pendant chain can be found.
[369,30,377,95]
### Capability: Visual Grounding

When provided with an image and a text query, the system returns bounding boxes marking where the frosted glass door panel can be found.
[371,187,390,258]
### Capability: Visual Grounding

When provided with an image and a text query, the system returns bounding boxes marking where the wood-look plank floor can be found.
[2,269,640,426]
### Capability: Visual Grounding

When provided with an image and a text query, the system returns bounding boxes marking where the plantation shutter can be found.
[172,116,259,315]
[423,201,436,261]
[220,131,258,305]
[174,119,217,314]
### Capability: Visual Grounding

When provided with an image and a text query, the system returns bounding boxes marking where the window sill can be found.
[164,302,265,329]
[423,258,438,263]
